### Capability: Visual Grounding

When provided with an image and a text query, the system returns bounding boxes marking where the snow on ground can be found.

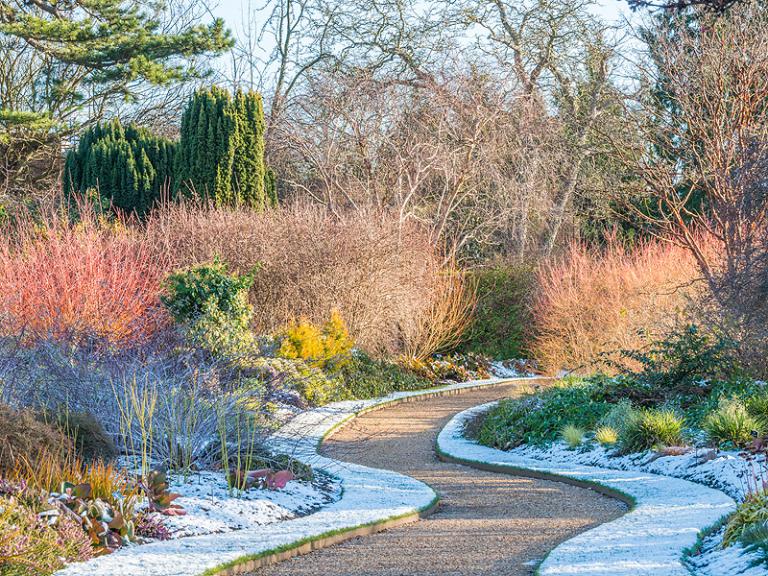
[56,377,528,576]
[161,470,339,538]
[490,359,534,378]
[507,441,768,575]
[687,526,766,576]
[437,401,737,576]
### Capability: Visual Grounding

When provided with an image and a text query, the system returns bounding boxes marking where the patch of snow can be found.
[55,377,531,576]
[687,526,765,576]
[160,471,338,538]
[505,436,768,573]
[437,401,736,576]
[490,359,534,378]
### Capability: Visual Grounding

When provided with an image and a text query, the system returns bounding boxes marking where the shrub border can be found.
[55,378,536,576]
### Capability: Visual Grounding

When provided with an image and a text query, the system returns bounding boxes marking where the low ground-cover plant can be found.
[476,380,613,449]
[0,494,94,576]
[336,352,433,400]
[399,353,491,384]
[477,327,753,454]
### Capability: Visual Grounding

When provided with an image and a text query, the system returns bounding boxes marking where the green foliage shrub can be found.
[457,264,532,359]
[162,259,257,356]
[607,325,740,405]
[619,408,684,453]
[477,380,612,449]
[176,87,275,209]
[337,352,433,400]
[702,399,761,449]
[64,120,175,216]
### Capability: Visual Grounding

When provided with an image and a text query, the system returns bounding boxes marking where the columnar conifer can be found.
[176,87,272,208]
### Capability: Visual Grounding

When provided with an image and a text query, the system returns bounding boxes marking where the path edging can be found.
[436,401,736,576]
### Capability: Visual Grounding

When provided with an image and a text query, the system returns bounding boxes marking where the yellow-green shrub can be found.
[278,310,353,371]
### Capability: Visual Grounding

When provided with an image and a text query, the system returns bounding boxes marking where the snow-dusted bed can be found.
[436,401,739,576]
[55,377,529,576]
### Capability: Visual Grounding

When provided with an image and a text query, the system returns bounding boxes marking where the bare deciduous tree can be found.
[620,2,768,360]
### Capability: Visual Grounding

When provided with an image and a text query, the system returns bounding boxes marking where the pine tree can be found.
[0,0,232,196]
[64,120,176,217]
[176,87,273,209]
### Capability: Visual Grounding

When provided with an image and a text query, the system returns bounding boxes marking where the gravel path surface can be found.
[252,382,627,576]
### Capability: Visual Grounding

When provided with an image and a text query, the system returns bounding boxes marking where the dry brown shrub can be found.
[146,201,447,354]
[531,236,707,375]
[398,266,477,361]
[0,404,72,475]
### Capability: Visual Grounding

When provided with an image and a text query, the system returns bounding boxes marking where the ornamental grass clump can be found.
[724,490,768,547]
[703,399,761,449]
[619,408,685,454]
[597,400,637,436]
[561,425,585,448]
[594,426,619,446]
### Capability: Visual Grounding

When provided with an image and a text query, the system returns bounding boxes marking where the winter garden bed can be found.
[465,328,768,575]
[53,377,529,576]
[438,401,737,576]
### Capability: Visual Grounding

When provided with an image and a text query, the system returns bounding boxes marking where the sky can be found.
[212,1,635,40]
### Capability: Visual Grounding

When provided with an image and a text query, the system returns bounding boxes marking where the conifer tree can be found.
[64,120,176,217]
[176,87,272,208]
[0,0,231,195]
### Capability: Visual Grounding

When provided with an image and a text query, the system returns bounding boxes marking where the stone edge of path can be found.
[436,401,737,576]
[54,377,536,576]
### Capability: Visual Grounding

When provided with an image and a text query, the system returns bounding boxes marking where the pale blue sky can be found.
[212,1,634,37]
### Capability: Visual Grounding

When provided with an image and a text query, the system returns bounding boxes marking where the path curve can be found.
[251,382,626,576]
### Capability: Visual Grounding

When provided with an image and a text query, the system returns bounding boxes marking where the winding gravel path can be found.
[252,382,627,576]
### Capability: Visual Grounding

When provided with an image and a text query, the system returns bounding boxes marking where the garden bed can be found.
[54,377,525,576]
[437,402,737,576]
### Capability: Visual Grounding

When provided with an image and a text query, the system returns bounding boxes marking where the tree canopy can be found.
[0,0,232,195]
